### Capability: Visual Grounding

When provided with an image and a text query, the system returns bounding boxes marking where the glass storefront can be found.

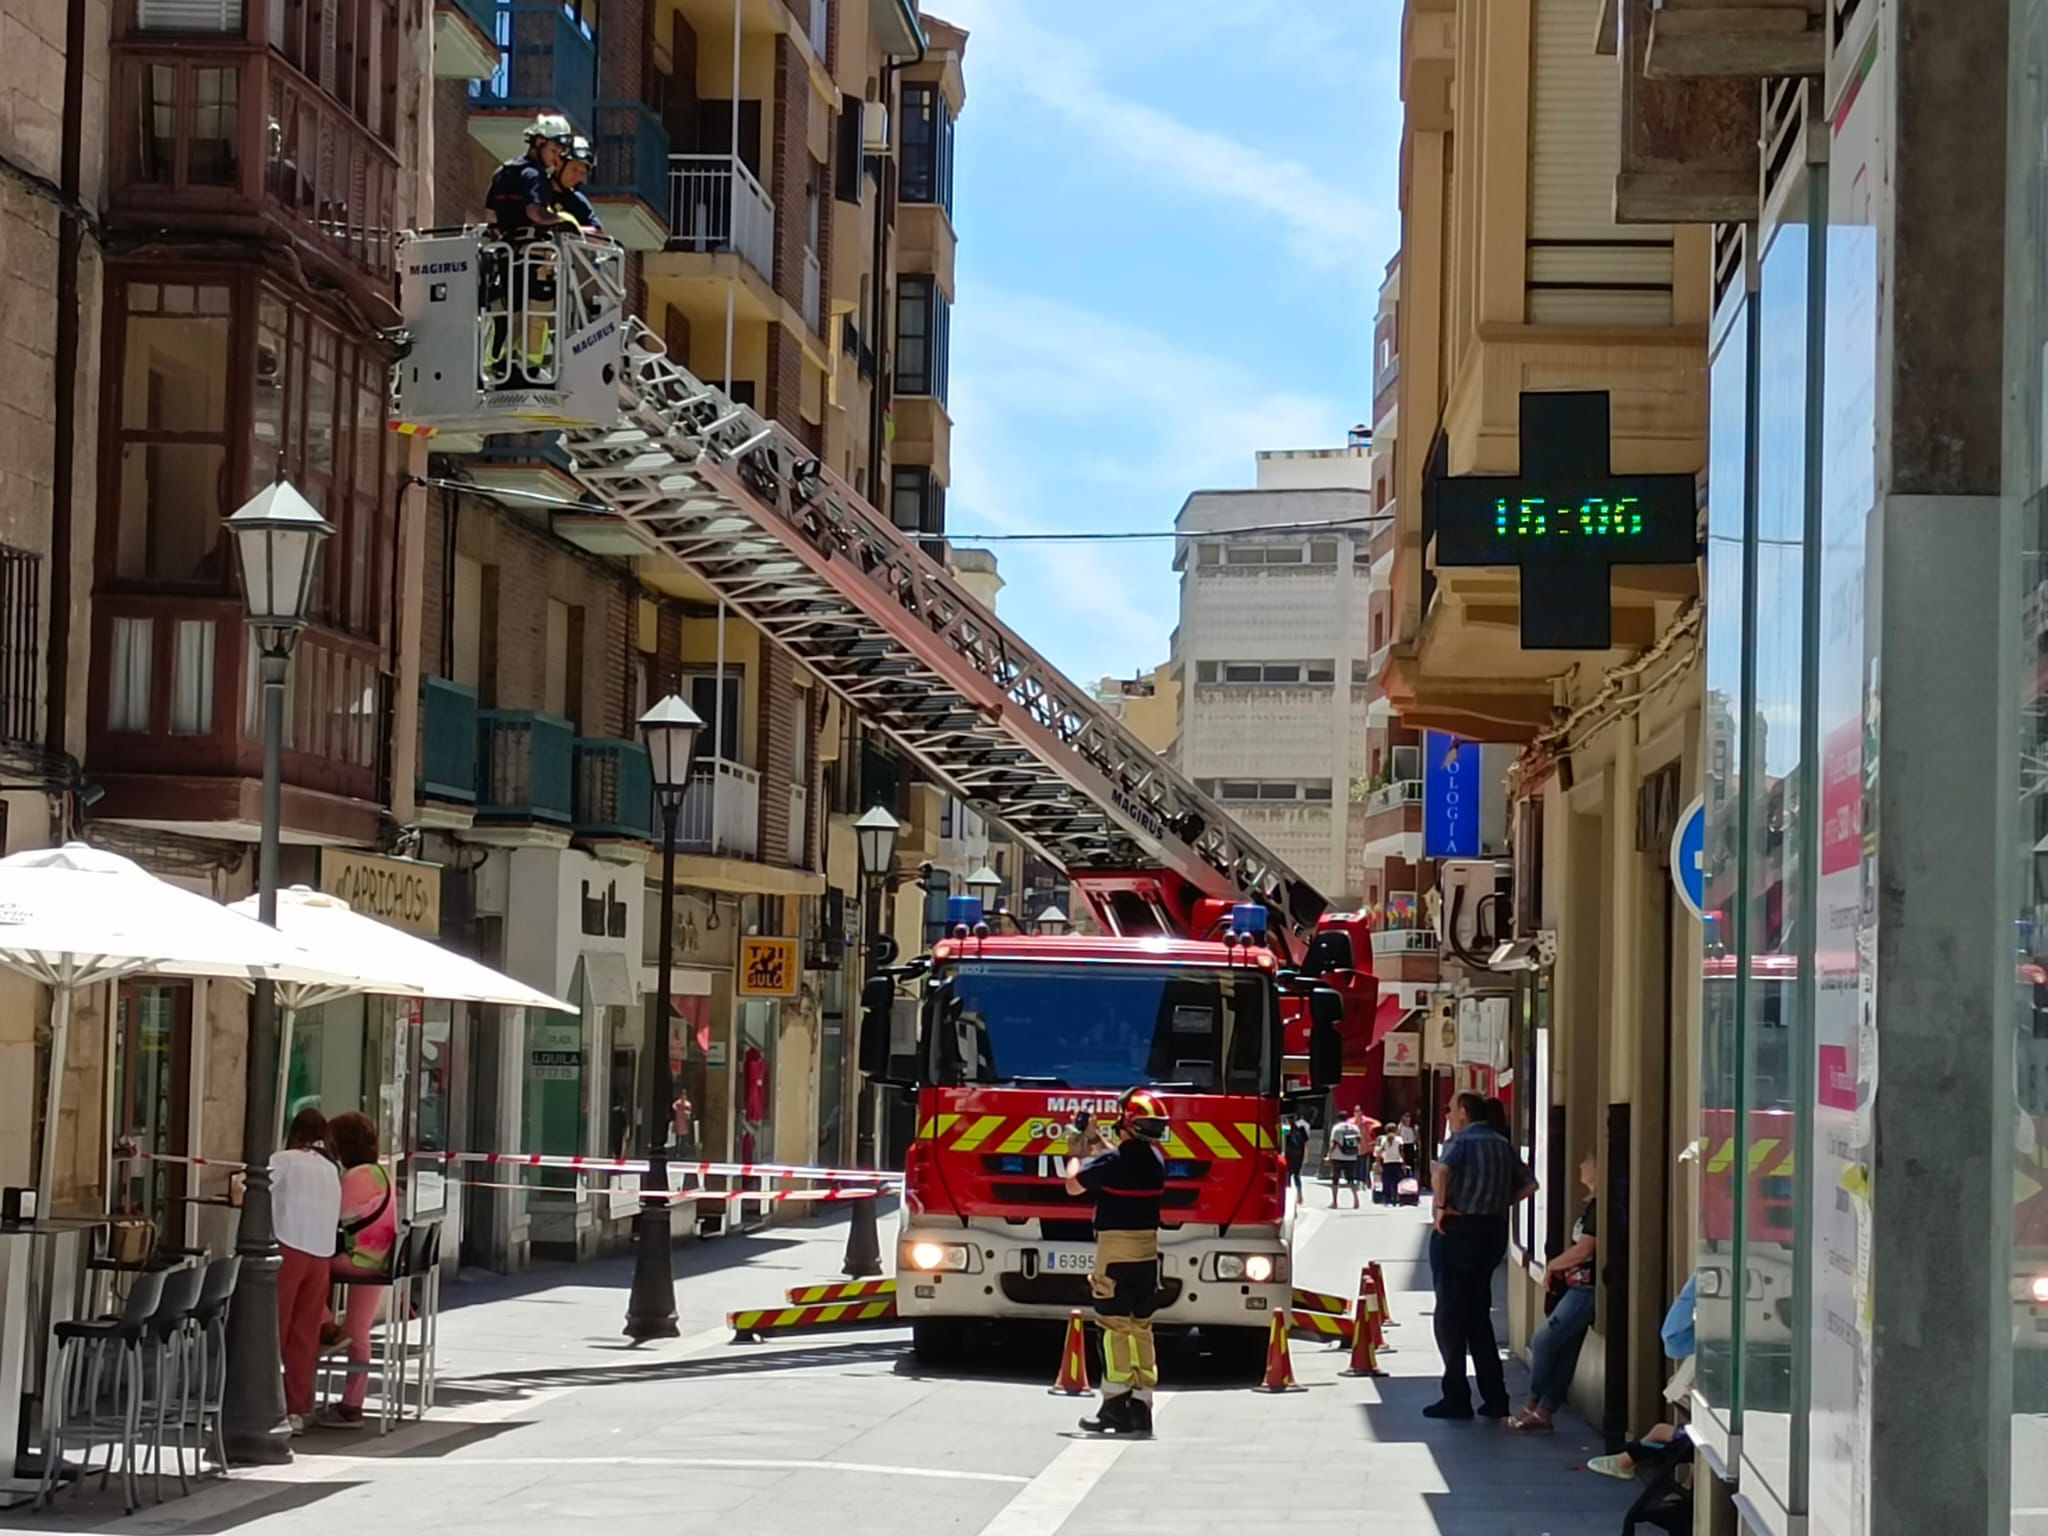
[2012,4,2048,1522]
[1696,59,1885,1534]
[1743,199,1816,1504]
[1699,260,1754,1429]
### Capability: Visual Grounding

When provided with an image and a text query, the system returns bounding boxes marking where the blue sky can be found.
[936,0,1404,687]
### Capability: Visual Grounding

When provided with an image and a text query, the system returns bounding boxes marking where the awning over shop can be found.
[230,887,576,1013]
[0,844,373,1211]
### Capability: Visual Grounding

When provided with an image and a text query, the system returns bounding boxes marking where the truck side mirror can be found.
[858,974,895,1079]
[1309,986,1344,1090]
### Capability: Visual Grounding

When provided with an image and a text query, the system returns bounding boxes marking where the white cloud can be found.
[934,0,1392,271]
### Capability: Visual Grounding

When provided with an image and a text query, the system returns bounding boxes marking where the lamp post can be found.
[221,481,332,1463]
[852,806,900,1166]
[1035,905,1069,937]
[625,693,704,1341]
[964,865,1001,918]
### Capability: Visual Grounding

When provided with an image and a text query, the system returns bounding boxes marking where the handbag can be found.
[107,1216,156,1267]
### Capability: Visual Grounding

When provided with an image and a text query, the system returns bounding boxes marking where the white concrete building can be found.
[1171,446,1376,903]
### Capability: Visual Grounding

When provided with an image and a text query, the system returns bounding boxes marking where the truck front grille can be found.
[999,1273,1186,1309]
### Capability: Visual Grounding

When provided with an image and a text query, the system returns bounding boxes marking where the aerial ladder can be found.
[392,228,1343,961]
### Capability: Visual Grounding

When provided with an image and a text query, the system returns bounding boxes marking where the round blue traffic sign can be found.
[1671,794,1706,921]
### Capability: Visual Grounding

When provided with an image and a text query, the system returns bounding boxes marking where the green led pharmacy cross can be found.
[1430,391,1697,650]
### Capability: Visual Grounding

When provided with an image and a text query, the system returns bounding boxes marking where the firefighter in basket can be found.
[553,136,604,235]
[1063,1087,1170,1438]
[482,112,582,384]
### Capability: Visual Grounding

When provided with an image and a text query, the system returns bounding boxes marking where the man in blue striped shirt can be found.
[1426,1092,1538,1419]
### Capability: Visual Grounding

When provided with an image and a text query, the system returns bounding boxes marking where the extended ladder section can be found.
[549,322,1326,940]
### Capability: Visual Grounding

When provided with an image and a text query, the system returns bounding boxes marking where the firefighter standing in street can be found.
[1064,1087,1170,1437]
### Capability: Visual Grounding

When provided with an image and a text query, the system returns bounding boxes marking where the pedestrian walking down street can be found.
[1375,1125,1406,1206]
[1426,1091,1538,1421]
[1508,1152,1600,1433]
[1327,1111,1364,1208]
[1398,1111,1421,1180]
[1284,1116,1309,1201]
[1065,1087,1171,1438]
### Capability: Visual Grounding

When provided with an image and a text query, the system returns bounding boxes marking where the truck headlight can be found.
[904,1241,970,1273]
[2030,1274,2048,1305]
[1214,1252,1284,1283]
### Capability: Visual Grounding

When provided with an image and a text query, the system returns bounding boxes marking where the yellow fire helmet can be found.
[1119,1087,1170,1142]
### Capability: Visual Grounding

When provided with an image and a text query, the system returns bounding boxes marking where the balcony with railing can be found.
[467,1,597,160]
[419,676,479,809]
[588,102,672,251]
[573,738,653,843]
[1371,926,1438,958]
[106,48,399,294]
[665,153,776,288]
[1364,778,1424,816]
[433,0,500,77]
[88,593,383,842]
[1362,778,1425,860]
[476,708,574,828]
[467,431,582,506]
[676,757,760,858]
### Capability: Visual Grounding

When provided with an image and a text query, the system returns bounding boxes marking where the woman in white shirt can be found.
[270,1106,341,1435]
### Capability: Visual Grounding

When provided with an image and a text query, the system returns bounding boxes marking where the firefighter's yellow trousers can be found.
[1099,1313,1157,1400]
[1090,1228,1160,1403]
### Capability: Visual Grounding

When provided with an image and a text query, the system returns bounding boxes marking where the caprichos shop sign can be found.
[320,849,442,937]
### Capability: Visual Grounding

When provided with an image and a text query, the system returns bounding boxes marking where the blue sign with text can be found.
[1423,731,1480,859]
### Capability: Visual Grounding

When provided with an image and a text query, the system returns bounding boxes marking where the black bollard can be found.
[842,1184,883,1278]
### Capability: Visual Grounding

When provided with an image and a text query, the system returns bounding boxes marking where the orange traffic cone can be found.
[1255,1309,1301,1392]
[1370,1259,1397,1326]
[1049,1310,1094,1396]
[1361,1266,1388,1352]
[1342,1277,1387,1377]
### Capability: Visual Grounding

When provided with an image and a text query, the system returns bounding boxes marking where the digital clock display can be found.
[1429,392,1699,650]
[1495,497,1648,538]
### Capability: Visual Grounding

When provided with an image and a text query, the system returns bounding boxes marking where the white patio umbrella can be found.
[0,844,376,1213]
[226,886,576,1139]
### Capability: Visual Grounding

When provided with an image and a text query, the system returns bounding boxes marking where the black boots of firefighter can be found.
[1079,1391,1153,1438]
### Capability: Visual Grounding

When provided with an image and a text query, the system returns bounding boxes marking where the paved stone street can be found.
[6,1203,1639,1536]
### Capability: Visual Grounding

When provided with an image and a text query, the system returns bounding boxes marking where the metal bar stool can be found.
[184,1255,240,1475]
[36,1267,166,1513]
[140,1263,206,1500]
[320,1241,406,1433]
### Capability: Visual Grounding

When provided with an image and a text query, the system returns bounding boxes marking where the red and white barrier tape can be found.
[455,1178,882,1204]
[445,1152,901,1186]
[114,1148,901,1188]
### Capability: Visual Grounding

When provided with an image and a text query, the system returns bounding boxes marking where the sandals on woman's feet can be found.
[1504,1411,1555,1433]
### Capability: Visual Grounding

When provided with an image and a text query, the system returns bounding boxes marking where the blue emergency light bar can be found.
[947,895,984,928]
[1229,903,1268,939]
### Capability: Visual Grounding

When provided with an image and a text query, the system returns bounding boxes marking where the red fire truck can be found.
[859,879,1374,1368]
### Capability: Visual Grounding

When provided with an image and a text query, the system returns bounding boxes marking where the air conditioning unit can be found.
[1435,858,1510,960]
[862,101,891,154]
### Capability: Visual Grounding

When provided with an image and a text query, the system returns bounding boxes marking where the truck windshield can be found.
[930,961,1276,1094]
